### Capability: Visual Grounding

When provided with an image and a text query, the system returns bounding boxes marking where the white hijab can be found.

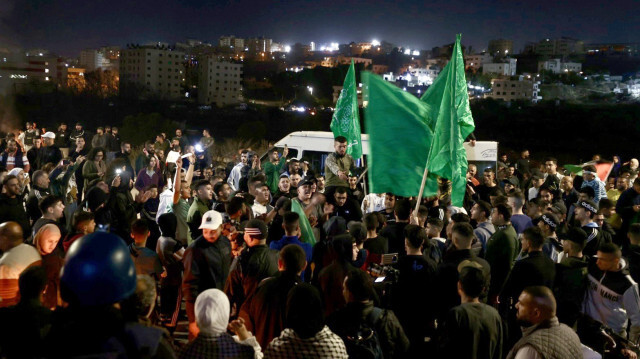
[195,288,230,335]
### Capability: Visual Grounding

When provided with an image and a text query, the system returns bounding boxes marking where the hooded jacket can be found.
[554,256,589,326]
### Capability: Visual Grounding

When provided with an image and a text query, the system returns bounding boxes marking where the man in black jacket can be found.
[327,269,409,359]
[561,176,579,217]
[392,225,437,356]
[69,122,89,144]
[501,227,556,306]
[435,222,491,323]
[380,198,412,256]
[439,265,503,359]
[37,132,62,169]
[182,210,231,340]
[627,223,640,283]
[0,176,31,238]
[501,227,556,347]
[330,186,362,223]
[239,244,306,349]
[575,199,610,257]
[616,178,640,250]
[54,123,71,157]
[554,227,589,327]
[225,219,278,317]
[26,170,51,224]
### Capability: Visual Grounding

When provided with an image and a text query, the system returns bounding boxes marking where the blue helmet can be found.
[60,231,136,306]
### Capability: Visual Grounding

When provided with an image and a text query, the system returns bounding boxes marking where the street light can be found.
[307,86,313,95]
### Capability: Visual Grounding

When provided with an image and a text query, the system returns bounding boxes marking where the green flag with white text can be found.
[363,71,439,197]
[331,59,362,159]
[420,34,475,206]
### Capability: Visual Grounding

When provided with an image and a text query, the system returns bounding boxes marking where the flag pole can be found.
[414,160,430,214]
[414,139,436,214]
[359,157,368,197]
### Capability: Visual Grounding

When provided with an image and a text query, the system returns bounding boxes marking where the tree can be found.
[119,113,177,146]
[80,69,119,98]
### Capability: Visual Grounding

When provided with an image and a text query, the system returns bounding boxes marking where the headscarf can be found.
[33,224,61,256]
[7,167,23,177]
[195,288,230,335]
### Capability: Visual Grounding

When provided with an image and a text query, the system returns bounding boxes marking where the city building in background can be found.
[483,58,517,76]
[79,46,120,72]
[465,53,493,72]
[219,36,245,50]
[198,56,243,107]
[538,58,582,74]
[485,76,542,102]
[119,45,185,99]
[0,50,86,95]
[525,37,585,57]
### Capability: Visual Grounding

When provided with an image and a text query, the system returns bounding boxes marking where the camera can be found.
[369,263,400,282]
[115,169,122,175]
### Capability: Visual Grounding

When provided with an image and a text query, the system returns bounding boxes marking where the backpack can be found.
[344,307,385,359]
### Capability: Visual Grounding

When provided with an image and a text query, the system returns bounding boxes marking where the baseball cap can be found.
[550,201,567,216]
[577,199,598,214]
[503,177,519,186]
[199,210,223,230]
[559,227,587,247]
[299,177,316,187]
[457,259,485,274]
[41,131,56,139]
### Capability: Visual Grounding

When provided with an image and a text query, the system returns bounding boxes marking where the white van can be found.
[264,131,498,176]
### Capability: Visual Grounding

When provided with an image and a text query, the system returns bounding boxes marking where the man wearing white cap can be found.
[182,210,232,340]
[37,132,62,169]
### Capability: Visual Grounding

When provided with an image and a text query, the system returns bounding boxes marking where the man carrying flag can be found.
[326,59,360,199]
[324,136,356,199]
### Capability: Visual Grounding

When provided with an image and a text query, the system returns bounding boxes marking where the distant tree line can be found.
[6,85,640,164]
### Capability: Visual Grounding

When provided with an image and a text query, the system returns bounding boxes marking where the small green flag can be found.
[291,198,317,246]
[420,34,475,206]
[331,59,362,159]
[564,164,584,176]
[363,71,439,197]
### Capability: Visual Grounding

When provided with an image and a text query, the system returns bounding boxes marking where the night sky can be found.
[2,0,638,57]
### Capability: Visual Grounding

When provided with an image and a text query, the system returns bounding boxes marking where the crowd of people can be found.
[1,121,640,359]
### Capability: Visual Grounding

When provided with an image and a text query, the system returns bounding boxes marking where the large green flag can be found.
[291,198,317,246]
[363,71,439,197]
[330,59,362,159]
[420,34,475,206]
